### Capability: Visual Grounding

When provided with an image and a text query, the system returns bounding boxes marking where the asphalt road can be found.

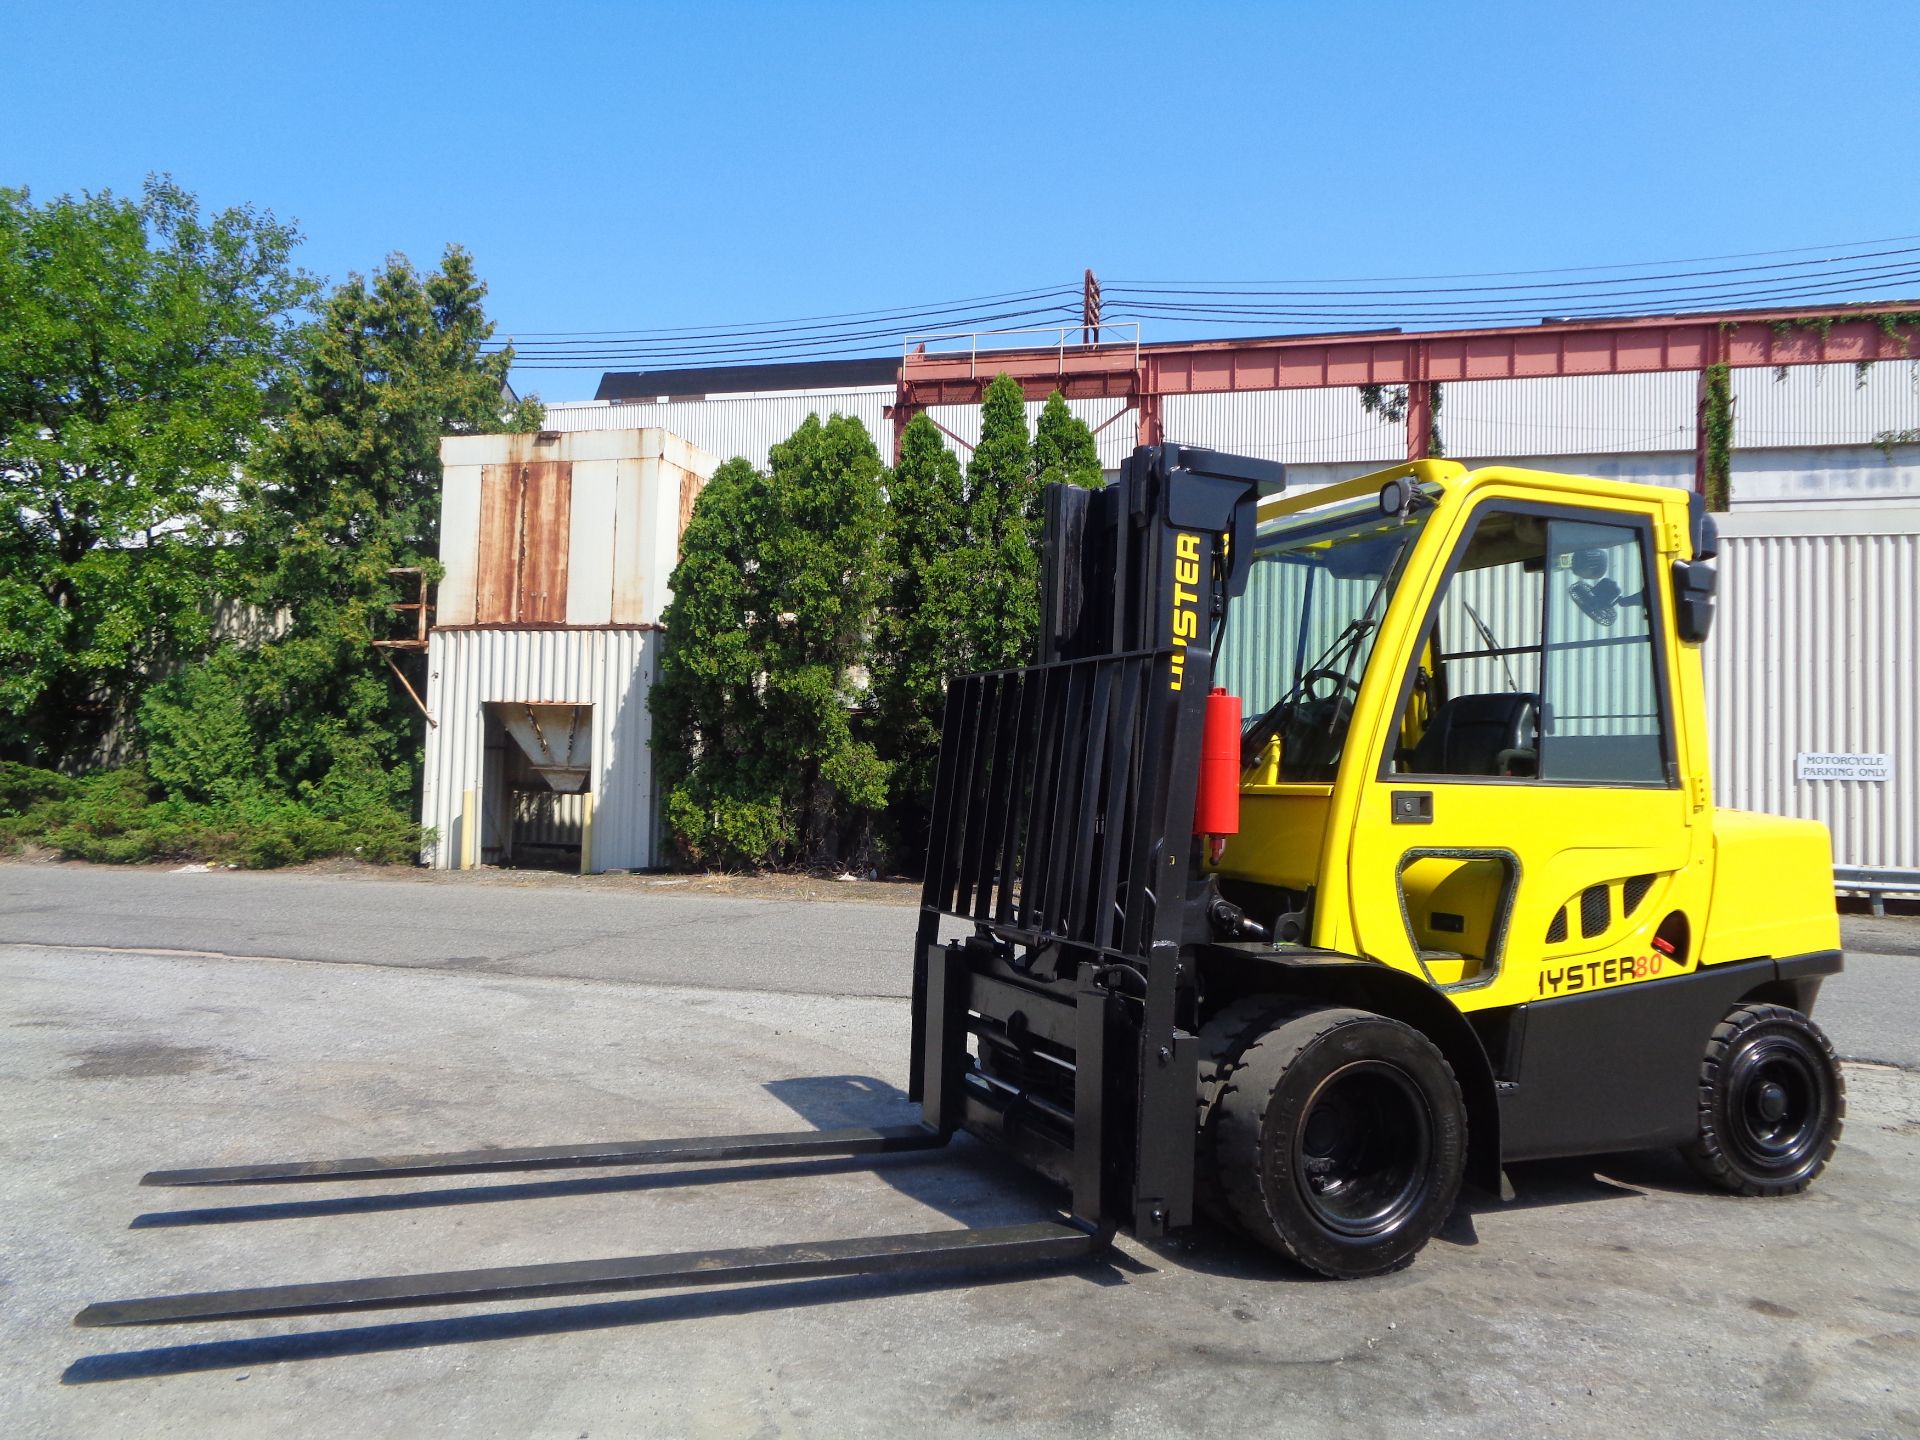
[3,863,1918,1438]
[0,863,917,997]
[3,862,1914,1065]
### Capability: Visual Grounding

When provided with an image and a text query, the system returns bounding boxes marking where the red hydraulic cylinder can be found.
[1194,687,1242,853]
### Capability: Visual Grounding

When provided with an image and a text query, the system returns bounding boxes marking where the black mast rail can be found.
[76,1219,1110,1328]
[142,1124,947,1188]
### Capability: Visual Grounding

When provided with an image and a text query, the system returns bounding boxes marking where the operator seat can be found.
[1408,693,1539,776]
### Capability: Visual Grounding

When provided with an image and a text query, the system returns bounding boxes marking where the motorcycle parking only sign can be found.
[1795,752,1893,782]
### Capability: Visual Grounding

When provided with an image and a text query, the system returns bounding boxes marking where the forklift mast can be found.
[910,444,1281,1238]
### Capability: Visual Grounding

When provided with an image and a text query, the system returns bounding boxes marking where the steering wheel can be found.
[1290,667,1362,712]
[1281,668,1363,776]
[1243,667,1364,775]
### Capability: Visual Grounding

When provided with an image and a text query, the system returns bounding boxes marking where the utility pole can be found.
[1082,269,1101,346]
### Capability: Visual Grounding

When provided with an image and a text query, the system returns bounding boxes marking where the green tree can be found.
[0,176,312,765]
[1031,389,1104,507]
[654,414,887,868]
[961,373,1039,671]
[163,246,540,817]
[871,413,969,854]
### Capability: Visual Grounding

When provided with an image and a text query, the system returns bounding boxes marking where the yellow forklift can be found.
[80,446,1844,1329]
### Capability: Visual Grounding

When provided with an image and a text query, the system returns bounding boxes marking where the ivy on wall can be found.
[1762,311,1920,387]
[1702,362,1734,512]
[1872,427,1919,461]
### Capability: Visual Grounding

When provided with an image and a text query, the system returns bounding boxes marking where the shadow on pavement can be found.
[129,1153,950,1229]
[763,1074,1071,1229]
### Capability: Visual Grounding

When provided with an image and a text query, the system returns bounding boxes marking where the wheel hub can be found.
[1755,1081,1788,1123]
[1728,1034,1828,1174]
[1293,1061,1433,1238]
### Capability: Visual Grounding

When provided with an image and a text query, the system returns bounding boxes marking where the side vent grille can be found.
[1546,907,1568,944]
[1580,885,1610,939]
[1623,874,1654,915]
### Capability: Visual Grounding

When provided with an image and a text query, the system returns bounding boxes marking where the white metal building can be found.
[527,353,1918,876]
[419,427,717,872]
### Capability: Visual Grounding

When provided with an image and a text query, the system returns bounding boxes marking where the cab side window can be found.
[1394,508,1670,786]
[1398,510,1546,779]
[1539,518,1666,784]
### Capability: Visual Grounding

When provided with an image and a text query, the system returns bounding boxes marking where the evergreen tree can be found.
[653,414,886,868]
[650,458,786,864]
[156,246,539,817]
[871,413,968,855]
[961,373,1039,671]
[1031,389,1104,513]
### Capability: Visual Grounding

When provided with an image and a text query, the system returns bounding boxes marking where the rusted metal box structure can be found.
[420,428,718,871]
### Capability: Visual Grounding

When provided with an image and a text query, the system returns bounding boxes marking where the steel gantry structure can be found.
[891,301,1920,491]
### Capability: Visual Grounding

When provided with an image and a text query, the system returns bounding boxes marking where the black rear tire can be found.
[1214,1007,1467,1278]
[1682,1002,1844,1196]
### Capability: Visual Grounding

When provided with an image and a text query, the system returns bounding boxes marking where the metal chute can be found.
[498,703,591,793]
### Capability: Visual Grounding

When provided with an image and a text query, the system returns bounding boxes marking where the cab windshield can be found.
[1217,484,1438,781]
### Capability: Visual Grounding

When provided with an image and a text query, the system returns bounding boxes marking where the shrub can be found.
[0,761,422,868]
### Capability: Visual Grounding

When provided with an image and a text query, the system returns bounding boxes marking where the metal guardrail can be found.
[1835,865,1920,918]
[902,323,1141,377]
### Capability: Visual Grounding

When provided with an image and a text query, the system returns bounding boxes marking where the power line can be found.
[1106,245,1920,301]
[1110,234,1920,286]
[499,284,1078,342]
[495,303,1083,367]
[492,235,1920,374]
[1103,266,1920,328]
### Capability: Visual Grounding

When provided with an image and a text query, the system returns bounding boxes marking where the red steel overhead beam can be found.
[892,301,1920,469]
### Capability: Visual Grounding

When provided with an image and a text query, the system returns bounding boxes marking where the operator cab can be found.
[1216,463,1695,997]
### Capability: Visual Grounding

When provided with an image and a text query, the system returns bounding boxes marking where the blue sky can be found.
[7,1,1918,399]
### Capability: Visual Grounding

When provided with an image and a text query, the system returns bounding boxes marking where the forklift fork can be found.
[77,1122,1111,1329]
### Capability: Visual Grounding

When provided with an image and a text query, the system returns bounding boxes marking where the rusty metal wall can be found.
[1707,508,1920,870]
[420,627,657,872]
[439,428,717,630]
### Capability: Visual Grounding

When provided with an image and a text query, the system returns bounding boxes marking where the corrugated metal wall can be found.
[1161,390,1406,466]
[1732,359,1920,448]
[1441,372,1697,459]
[1707,510,1920,869]
[514,790,588,850]
[420,627,658,872]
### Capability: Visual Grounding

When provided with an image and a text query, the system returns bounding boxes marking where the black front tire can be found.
[1213,1007,1467,1278]
[1194,996,1295,1228]
[1682,1002,1844,1196]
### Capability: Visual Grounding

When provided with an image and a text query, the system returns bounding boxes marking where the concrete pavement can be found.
[3,863,1918,1438]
